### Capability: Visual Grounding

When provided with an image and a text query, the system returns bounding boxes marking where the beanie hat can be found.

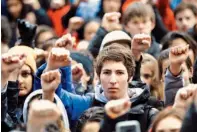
[70,51,94,80]
[100,30,131,52]
[8,46,37,74]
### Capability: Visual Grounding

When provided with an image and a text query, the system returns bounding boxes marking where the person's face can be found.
[161,59,169,82]
[175,9,197,32]
[100,60,130,100]
[140,63,153,86]
[103,0,121,13]
[84,22,99,41]
[125,17,155,36]
[156,116,182,132]
[7,0,22,19]
[18,65,33,96]
[37,31,54,48]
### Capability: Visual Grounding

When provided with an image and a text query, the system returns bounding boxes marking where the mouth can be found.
[108,87,119,92]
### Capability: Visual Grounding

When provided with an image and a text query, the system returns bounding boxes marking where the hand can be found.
[1,53,26,88]
[45,47,71,72]
[72,63,83,83]
[55,34,73,50]
[27,100,61,132]
[131,34,151,60]
[169,45,189,75]
[41,69,61,101]
[17,19,37,48]
[101,12,122,32]
[68,17,84,32]
[23,0,41,10]
[34,48,48,59]
[105,99,131,119]
[173,84,197,112]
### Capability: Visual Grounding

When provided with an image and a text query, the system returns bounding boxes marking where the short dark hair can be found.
[75,107,104,132]
[174,2,197,17]
[96,44,135,80]
[123,1,155,26]
[161,31,197,61]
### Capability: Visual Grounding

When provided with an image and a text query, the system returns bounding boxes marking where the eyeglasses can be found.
[141,73,153,79]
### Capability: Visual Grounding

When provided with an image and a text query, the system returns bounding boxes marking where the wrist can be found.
[170,63,182,76]
[42,91,55,102]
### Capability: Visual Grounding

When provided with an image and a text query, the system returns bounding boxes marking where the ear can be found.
[151,21,155,31]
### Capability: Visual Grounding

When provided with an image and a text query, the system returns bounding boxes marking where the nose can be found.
[109,73,117,85]
[138,23,144,31]
[18,75,23,86]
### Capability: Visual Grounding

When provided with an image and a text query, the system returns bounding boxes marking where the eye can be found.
[116,71,124,75]
[186,17,190,20]
[21,71,31,78]
[103,71,111,75]
[178,18,183,22]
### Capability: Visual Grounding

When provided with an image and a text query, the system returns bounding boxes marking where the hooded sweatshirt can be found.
[23,89,70,129]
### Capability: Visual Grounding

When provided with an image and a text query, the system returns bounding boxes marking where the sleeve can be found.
[88,27,108,58]
[7,81,19,124]
[180,102,197,132]
[1,86,7,121]
[164,68,184,106]
[34,63,73,93]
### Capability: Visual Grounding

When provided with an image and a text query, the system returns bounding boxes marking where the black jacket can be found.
[97,87,158,132]
[181,102,197,132]
[1,81,19,132]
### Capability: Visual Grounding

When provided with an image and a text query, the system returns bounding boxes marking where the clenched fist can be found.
[45,47,71,72]
[55,34,74,50]
[72,63,83,83]
[27,100,61,132]
[1,53,26,88]
[105,99,131,119]
[131,33,151,60]
[169,45,189,76]
[101,12,122,32]
[41,69,61,101]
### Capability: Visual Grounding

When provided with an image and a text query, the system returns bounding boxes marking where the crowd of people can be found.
[1,0,197,132]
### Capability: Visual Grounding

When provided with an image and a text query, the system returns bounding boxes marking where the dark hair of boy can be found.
[174,2,197,17]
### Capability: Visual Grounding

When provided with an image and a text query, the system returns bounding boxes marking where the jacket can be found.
[1,81,20,132]
[96,86,158,132]
[164,68,184,106]
[180,102,197,132]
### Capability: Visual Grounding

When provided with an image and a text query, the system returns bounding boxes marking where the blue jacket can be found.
[33,63,93,126]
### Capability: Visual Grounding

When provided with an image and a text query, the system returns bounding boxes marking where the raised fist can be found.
[101,12,122,32]
[173,84,197,111]
[105,99,131,119]
[45,47,71,71]
[27,100,61,131]
[131,33,151,60]
[41,69,61,94]
[1,53,27,88]
[169,45,189,65]
[72,63,83,83]
[17,19,37,48]
[68,17,84,32]
[55,34,74,50]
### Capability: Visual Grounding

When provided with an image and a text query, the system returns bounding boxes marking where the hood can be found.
[94,84,150,107]
[23,89,69,129]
